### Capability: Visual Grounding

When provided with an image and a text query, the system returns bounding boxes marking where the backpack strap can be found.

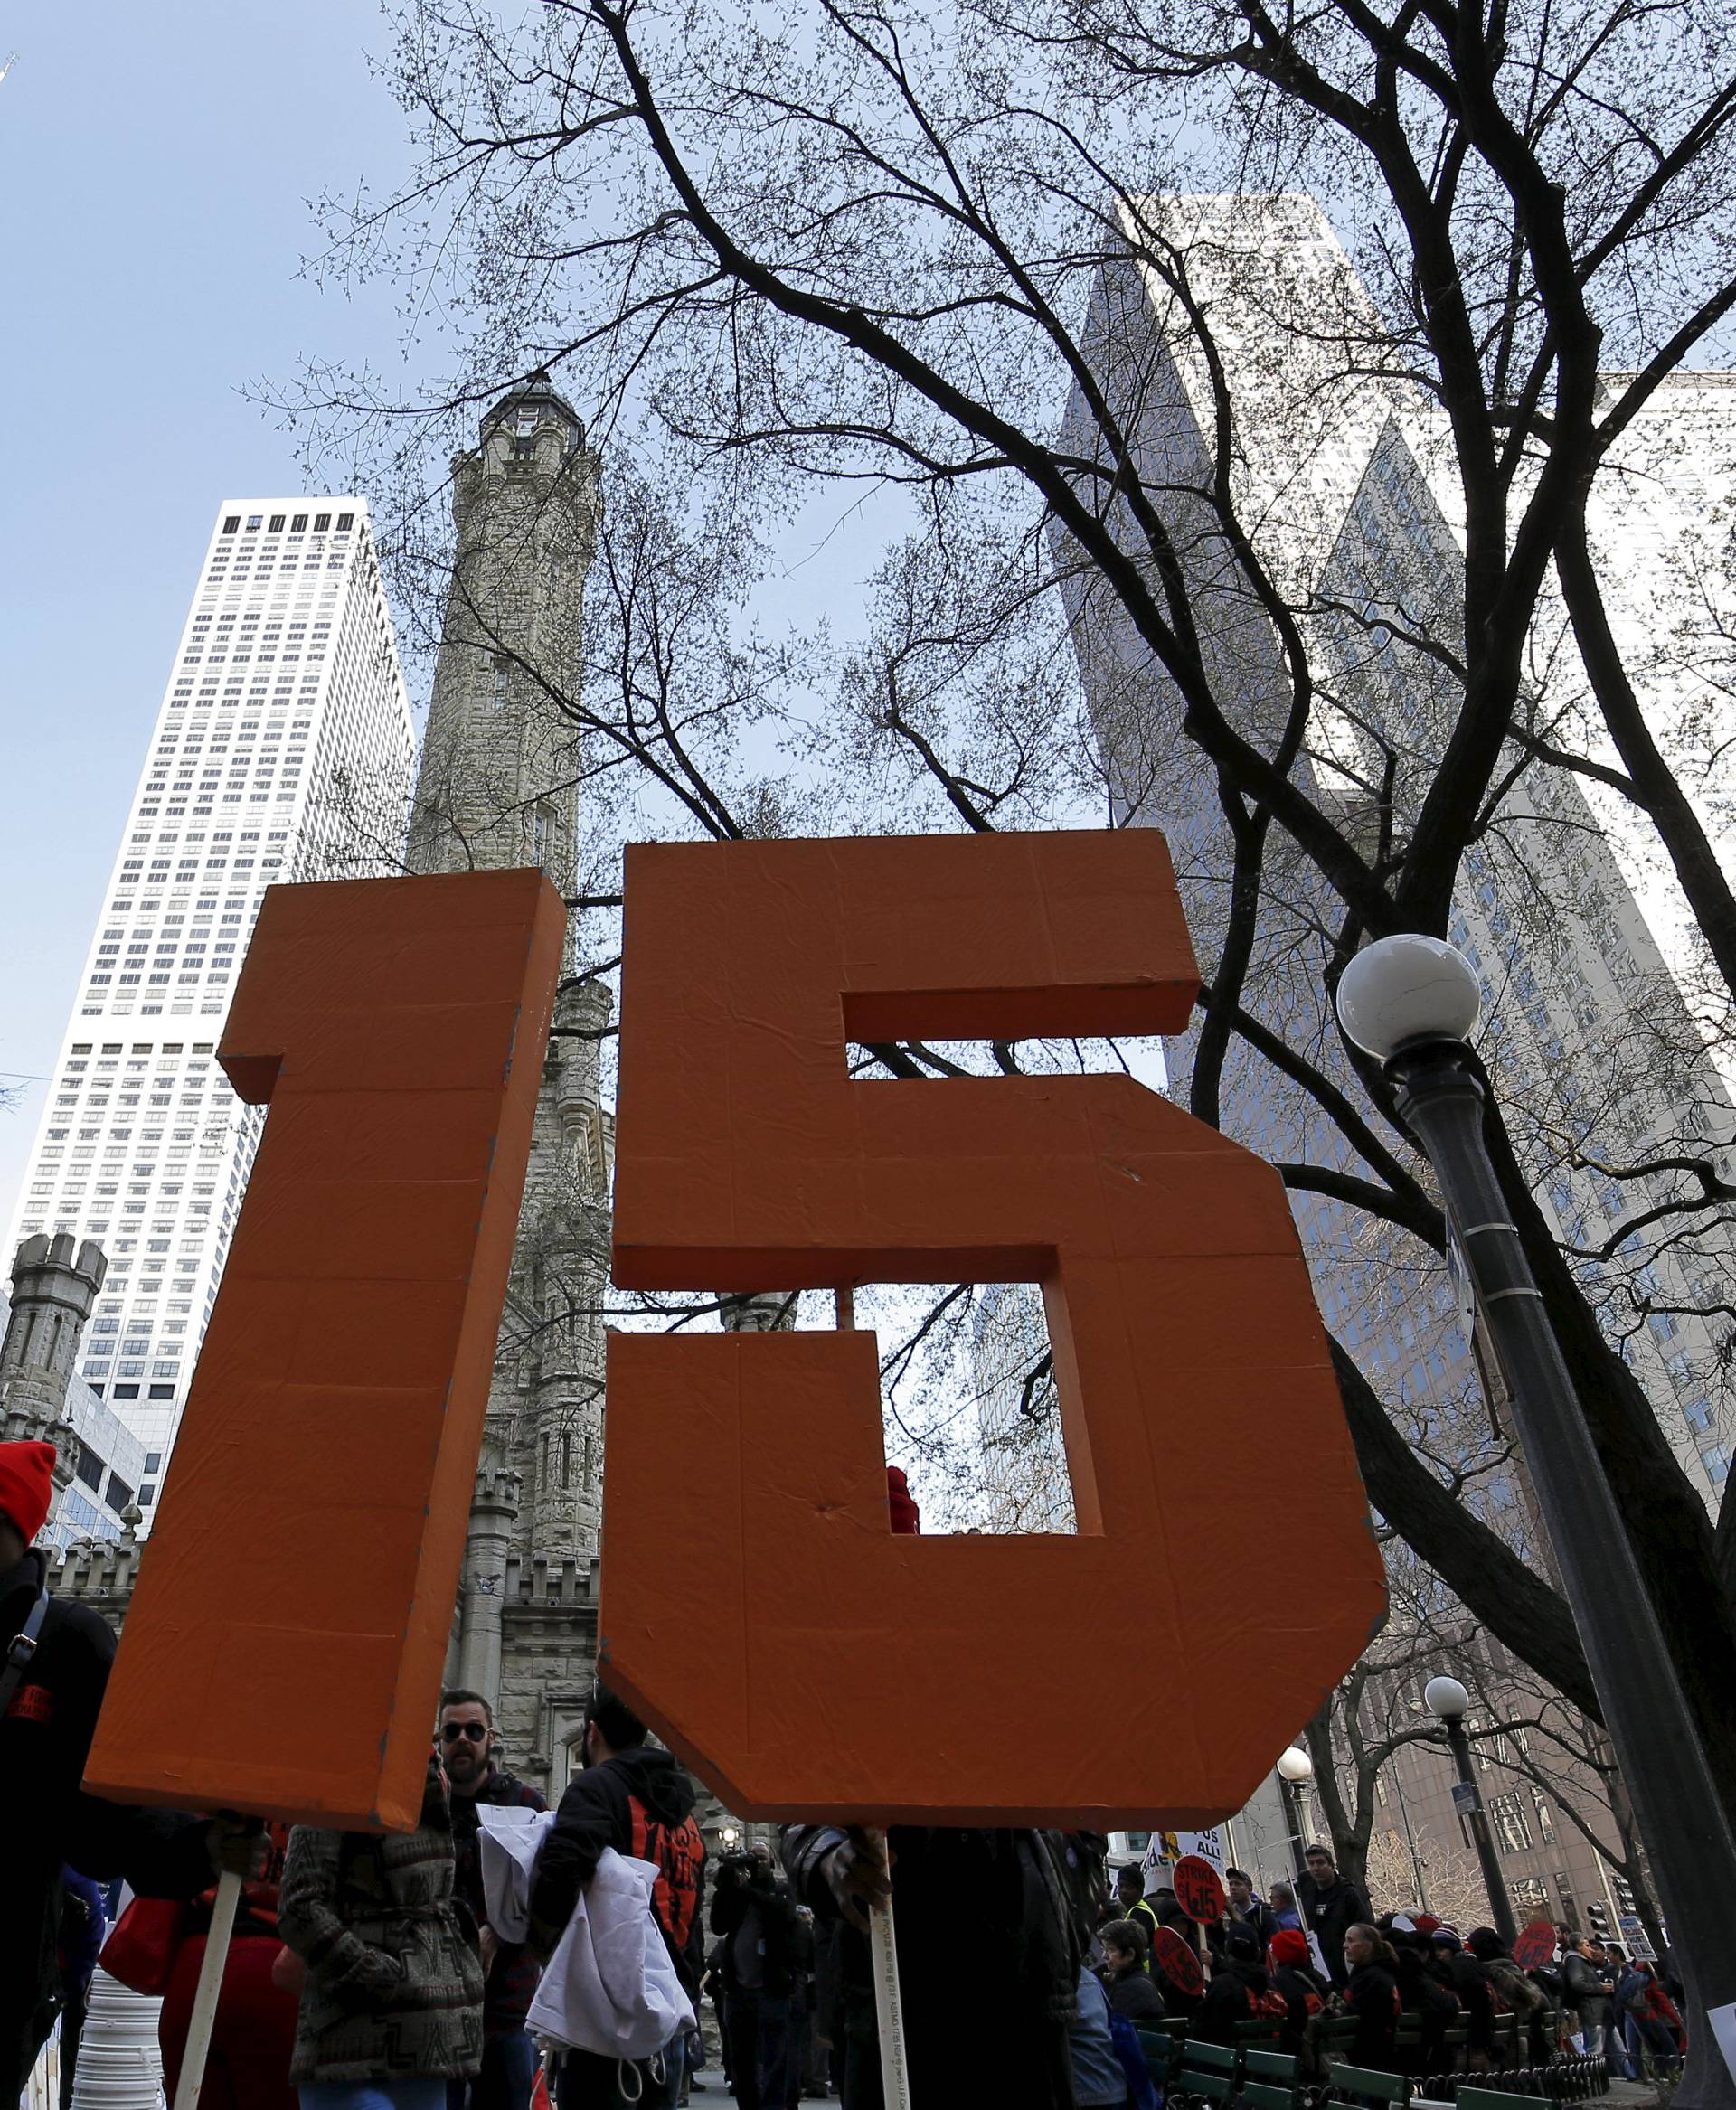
[0,1578,51,1715]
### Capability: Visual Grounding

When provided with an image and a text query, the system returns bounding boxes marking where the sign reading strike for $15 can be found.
[600,831,1387,1827]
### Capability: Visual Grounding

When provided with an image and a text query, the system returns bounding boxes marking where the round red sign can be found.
[1149,1924,1206,1997]
[1172,1853,1228,1926]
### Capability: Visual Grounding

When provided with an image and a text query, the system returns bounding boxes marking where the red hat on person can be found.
[1269,1929,1311,1969]
[887,1466,920,1535]
[0,1441,56,1544]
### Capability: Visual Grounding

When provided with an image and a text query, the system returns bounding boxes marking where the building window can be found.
[222,516,241,534]
[1490,1792,1533,1854]
[533,801,556,868]
[336,512,354,530]
[269,514,287,532]
[314,513,331,532]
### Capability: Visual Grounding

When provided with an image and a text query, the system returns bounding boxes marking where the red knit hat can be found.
[886,1466,920,1535]
[1269,1929,1311,1969]
[0,1441,56,1544]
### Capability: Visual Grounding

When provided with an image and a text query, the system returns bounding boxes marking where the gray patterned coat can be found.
[278,1778,485,2086]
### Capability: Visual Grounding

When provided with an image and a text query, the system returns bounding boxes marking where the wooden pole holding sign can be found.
[172,1870,241,2110]
[834,1287,912,2110]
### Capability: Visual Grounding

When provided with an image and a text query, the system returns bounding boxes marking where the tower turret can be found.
[1,1233,108,1484]
[407,371,599,929]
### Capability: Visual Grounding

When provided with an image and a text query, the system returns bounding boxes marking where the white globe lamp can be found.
[1424,1674,1470,1720]
[1335,935,1482,1060]
[1276,1745,1314,1784]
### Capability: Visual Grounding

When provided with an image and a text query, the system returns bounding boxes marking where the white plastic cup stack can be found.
[69,1967,166,2110]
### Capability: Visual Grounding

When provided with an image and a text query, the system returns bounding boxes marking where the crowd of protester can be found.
[3,1437,1693,2110]
[1078,1853,1686,2097]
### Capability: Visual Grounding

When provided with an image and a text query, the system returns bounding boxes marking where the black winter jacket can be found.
[781,1824,1084,2105]
[528,1746,706,1998]
[1195,1959,1273,2045]
[1271,1963,1330,2056]
[1430,1951,1495,2051]
[1296,1872,1370,1988]
[1105,1965,1166,2021]
[3,1550,214,2099]
[1395,1948,1458,2072]
[1344,1960,1401,2068]
[1561,1952,1611,2026]
[709,1862,801,1998]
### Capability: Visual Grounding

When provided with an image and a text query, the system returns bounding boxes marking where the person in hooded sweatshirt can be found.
[529,1684,707,2110]
[1193,1925,1272,2045]
[1266,1929,1330,2058]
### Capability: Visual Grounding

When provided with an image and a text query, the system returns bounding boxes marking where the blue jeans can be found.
[302,2084,449,2110]
[448,2034,538,2110]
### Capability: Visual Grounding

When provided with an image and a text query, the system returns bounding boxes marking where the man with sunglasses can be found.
[439,1691,549,2110]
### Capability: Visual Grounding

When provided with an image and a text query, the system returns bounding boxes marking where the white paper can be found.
[1709,2002,1736,2088]
[476,1804,556,1942]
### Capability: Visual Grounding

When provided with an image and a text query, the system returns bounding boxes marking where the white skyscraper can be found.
[7,498,415,1504]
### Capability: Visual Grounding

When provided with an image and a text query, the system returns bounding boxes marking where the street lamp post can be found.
[1276,1745,1314,1883]
[1425,1674,1515,1945]
[1337,935,1736,2110]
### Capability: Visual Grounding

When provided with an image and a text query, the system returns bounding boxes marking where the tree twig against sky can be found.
[275,0,1736,1817]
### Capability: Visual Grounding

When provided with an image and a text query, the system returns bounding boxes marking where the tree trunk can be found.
[1306,1706,1372,1895]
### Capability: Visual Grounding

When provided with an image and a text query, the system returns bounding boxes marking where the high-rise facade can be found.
[1061,193,1736,1508]
[1056,192,1736,1926]
[6,499,415,1501]
[407,374,616,1784]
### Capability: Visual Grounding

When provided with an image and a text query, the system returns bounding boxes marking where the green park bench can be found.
[1327,2061,1412,2110]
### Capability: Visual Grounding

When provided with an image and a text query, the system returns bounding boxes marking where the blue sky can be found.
[0,2,416,1227]
[0,0,931,1237]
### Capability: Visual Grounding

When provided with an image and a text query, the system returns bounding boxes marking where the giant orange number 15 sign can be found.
[605,833,1384,1826]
